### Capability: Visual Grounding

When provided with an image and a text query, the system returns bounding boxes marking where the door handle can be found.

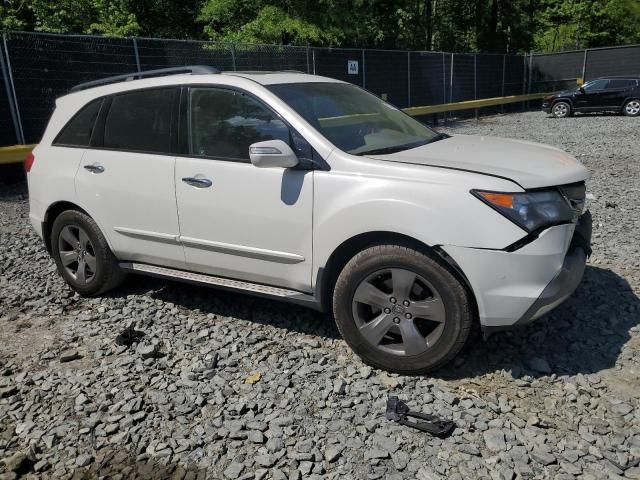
[83,164,104,174]
[182,177,212,188]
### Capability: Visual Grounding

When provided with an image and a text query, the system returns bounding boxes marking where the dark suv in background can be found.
[542,76,640,118]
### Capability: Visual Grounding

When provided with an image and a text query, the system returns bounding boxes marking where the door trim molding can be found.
[114,227,179,244]
[179,236,305,264]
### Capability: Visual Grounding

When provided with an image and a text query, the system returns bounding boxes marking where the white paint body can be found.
[27,71,589,327]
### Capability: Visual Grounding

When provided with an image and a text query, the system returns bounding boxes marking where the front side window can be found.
[54,99,103,147]
[103,88,177,154]
[267,82,441,156]
[582,79,609,92]
[189,88,290,161]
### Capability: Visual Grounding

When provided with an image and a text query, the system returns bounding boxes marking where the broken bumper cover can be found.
[442,210,592,331]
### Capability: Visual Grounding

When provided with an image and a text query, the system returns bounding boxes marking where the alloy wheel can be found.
[351,268,446,356]
[57,225,96,284]
[553,103,569,118]
[625,100,640,116]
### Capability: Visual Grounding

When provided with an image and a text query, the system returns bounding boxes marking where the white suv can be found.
[26,66,592,373]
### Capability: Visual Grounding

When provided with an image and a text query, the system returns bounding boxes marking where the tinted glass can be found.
[54,99,102,147]
[607,79,637,89]
[104,88,177,153]
[189,88,290,161]
[583,79,609,92]
[268,83,439,155]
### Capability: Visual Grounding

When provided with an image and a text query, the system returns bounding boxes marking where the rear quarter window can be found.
[53,99,103,147]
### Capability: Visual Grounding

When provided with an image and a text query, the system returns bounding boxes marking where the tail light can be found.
[24,151,35,173]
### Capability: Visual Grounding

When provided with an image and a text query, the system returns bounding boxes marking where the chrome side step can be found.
[119,262,320,309]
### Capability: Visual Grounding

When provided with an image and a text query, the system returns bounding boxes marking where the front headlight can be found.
[472,189,574,232]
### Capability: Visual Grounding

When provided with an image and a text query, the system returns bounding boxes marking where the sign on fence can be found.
[347,60,359,75]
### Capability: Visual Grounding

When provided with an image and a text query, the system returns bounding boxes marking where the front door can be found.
[76,87,185,268]
[174,87,313,291]
[574,79,609,110]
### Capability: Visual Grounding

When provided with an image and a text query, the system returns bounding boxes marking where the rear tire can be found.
[623,99,640,117]
[50,210,125,296]
[332,244,473,374]
[552,101,571,118]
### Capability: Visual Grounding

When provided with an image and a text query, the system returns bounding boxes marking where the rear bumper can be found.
[442,211,591,330]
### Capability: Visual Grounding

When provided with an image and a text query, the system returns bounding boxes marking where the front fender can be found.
[312,166,527,282]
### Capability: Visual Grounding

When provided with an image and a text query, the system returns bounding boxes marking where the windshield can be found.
[267,82,442,155]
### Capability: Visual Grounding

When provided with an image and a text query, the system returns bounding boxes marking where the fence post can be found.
[473,54,478,121]
[361,49,366,88]
[230,44,237,71]
[449,53,454,121]
[528,53,533,94]
[312,48,316,75]
[501,54,506,114]
[521,53,527,111]
[407,51,411,107]
[132,37,141,72]
[581,49,588,82]
[306,46,310,74]
[1,33,24,145]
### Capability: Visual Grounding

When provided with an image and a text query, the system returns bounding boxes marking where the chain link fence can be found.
[1,31,639,146]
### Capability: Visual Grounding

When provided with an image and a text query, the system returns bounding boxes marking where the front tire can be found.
[50,210,125,296]
[552,101,571,118]
[332,245,473,374]
[623,99,640,117]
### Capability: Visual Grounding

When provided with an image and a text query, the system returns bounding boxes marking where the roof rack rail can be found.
[69,65,220,93]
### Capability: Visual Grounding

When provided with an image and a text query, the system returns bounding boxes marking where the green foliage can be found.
[534,0,640,51]
[2,0,639,52]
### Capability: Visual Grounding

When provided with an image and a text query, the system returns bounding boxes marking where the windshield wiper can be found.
[356,140,429,156]
[356,134,450,156]
[426,132,450,144]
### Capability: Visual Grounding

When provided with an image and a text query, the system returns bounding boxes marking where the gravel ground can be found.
[1,111,639,480]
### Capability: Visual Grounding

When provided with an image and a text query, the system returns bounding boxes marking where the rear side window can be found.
[608,79,637,89]
[103,88,177,154]
[189,88,290,161]
[54,99,102,147]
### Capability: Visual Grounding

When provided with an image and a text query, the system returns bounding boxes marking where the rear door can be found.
[174,86,313,291]
[604,79,638,108]
[75,87,185,268]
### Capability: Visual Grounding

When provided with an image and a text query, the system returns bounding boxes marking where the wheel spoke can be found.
[60,250,76,267]
[79,229,91,250]
[391,269,416,299]
[84,252,96,272]
[76,259,86,283]
[353,281,389,309]
[410,298,446,323]
[398,320,428,355]
[60,227,77,246]
[359,313,394,346]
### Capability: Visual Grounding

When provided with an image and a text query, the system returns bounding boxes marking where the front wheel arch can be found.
[317,231,477,319]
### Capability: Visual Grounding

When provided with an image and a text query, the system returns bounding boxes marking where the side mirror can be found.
[249,140,299,168]
[578,86,585,94]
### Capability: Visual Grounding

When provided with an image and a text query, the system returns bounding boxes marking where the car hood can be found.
[366,134,589,189]
[546,89,576,98]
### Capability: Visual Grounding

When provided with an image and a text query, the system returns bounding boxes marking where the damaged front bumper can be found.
[442,211,592,332]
